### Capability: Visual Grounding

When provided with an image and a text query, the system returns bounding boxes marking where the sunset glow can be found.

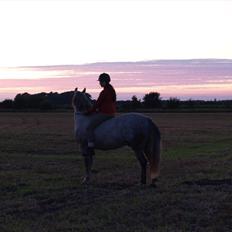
[0,0,232,101]
[1,60,232,101]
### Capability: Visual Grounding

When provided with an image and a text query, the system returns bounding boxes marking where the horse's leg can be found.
[82,155,93,184]
[144,134,160,187]
[134,149,147,185]
[80,142,93,184]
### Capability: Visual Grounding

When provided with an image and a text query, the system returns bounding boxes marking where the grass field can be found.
[0,112,231,232]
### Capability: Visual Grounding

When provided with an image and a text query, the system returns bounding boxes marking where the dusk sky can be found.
[0,0,232,100]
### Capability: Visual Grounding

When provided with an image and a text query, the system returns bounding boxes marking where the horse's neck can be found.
[74,113,89,132]
[74,112,84,126]
[83,94,93,109]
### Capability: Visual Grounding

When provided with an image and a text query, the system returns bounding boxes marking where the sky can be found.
[0,0,232,100]
[1,60,232,101]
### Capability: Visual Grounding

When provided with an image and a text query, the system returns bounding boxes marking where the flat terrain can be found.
[0,112,231,232]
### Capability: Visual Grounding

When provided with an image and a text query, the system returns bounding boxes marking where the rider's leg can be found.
[86,113,113,154]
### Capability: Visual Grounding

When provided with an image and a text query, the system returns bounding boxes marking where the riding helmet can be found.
[98,73,111,83]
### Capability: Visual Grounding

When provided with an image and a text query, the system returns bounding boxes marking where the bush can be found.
[131,95,141,109]
[143,92,161,108]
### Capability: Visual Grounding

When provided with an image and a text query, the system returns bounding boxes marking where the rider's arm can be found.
[87,89,106,114]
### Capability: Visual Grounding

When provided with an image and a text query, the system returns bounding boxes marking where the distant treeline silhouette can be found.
[0,92,74,110]
[0,91,232,111]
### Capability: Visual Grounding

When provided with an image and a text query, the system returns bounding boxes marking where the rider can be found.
[85,73,116,155]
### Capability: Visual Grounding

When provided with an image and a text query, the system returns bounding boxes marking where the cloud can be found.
[1,59,232,100]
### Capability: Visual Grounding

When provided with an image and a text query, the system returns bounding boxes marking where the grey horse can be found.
[72,88,161,186]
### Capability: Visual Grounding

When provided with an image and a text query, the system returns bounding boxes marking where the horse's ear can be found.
[82,88,86,93]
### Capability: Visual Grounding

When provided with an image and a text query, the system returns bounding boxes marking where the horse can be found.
[72,88,161,186]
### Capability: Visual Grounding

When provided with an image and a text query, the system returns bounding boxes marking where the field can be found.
[0,112,231,232]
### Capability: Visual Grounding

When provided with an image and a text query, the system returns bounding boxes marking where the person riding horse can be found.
[72,85,161,185]
[85,73,117,156]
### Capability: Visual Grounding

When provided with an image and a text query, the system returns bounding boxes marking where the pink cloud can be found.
[1,59,232,100]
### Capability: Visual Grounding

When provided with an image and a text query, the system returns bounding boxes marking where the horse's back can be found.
[96,113,151,132]
[94,113,154,149]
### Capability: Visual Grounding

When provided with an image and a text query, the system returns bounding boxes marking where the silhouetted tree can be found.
[14,93,28,108]
[29,93,46,108]
[0,99,13,109]
[143,92,161,108]
[131,95,141,109]
[14,93,46,108]
[39,100,53,110]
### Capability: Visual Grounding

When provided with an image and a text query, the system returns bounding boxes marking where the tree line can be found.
[118,93,232,111]
[0,92,73,110]
[0,91,231,111]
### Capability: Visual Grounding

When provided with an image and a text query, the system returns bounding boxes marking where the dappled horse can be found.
[72,88,161,186]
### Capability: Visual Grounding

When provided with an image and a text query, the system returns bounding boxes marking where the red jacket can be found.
[89,84,116,115]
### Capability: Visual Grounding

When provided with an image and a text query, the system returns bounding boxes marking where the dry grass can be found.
[0,112,231,232]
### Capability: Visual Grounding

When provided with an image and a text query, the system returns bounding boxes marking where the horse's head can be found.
[72,88,93,113]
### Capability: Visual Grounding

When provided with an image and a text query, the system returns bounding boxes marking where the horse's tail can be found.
[145,119,161,182]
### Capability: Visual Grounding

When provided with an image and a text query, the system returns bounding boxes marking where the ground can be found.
[0,112,231,232]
